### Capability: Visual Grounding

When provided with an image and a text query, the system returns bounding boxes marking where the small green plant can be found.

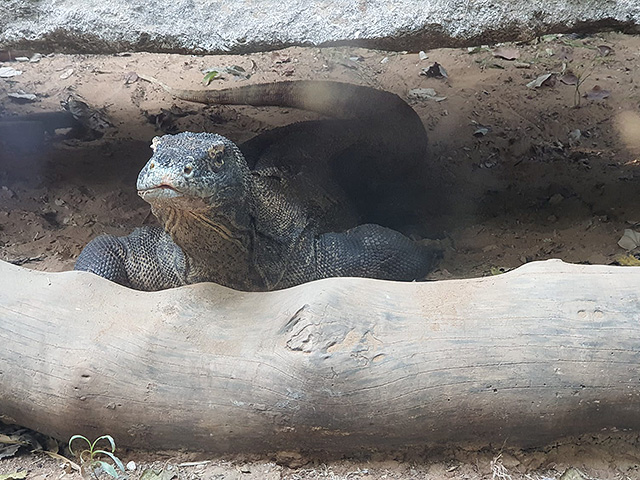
[68,435,125,479]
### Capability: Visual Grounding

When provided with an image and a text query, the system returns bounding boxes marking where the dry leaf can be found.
[492,47,520,60]
[124,71,139,84]
[0,66,22,78]
[597,45,613,56]
[559,71,578,85]
[407,88,447,102]
[8,91,37,102]
[526,73,555,88]
[0,444,21,460]
[0,472,27,480]
[421,62,448,79]
[59,68,74,79]
[584,85,610,100]
[617,255,640,266]
[618,229,640,250]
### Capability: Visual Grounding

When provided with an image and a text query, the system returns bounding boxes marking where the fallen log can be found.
[1,259,639,453]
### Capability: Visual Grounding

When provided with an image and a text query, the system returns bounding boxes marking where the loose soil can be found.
[1,31,640,479]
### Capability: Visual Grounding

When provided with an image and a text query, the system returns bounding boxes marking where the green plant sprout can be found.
[68,435,126,479]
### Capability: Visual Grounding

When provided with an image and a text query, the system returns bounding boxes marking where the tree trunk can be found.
[1,259,639,453]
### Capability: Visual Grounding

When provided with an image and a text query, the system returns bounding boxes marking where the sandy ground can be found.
[1,31,640,479]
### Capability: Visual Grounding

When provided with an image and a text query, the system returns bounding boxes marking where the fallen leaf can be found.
[541,34,560,42]
[559,71,578,85]
[59,68,74,79]
[467,45,490,54]
[584,85,610,100]
[617,255,640,266]
[0,434,23,445]
[559,467,588,480]
[202,65,250,81]
[140,468,178,480]
[0,472,27,480]
[226,65,250,78]
[202,70,220,85]
[568,129,581,145]
[598,45,613,56]
[526,73,555,88]
[421,62,448,79]
[8,91,37,102]
[492,47,520,60]
[123,71,139,84]
[0,66,22,78]
[473,126,491,137]
[407,88,447,102]
[0,444,21,460]
[618,229,640,250]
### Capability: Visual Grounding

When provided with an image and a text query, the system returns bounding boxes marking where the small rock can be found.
[15,56,30,62]
[29,53,43,63]
[126,461,136,471]
[419,50,428,60]
[380,56,389,64]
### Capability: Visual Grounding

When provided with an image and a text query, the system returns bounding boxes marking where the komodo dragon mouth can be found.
[138,184,182,200]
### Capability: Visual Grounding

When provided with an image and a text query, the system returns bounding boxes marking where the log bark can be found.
[1,259,639,453]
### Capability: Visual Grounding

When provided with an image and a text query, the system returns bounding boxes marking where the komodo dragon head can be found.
[137,132,251,210]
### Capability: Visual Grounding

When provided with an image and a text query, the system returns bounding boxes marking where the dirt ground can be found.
[1,30,640,479]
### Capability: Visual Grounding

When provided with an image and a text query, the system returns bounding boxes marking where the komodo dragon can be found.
[75,80,441,291]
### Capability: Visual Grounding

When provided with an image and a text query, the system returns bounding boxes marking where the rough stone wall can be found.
[1,0,639,54]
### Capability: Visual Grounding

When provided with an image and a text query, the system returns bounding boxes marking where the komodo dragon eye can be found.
[183,164,194,177]
[208,144,225,169]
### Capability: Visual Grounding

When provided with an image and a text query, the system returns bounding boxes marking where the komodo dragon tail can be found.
[138,74,427,145]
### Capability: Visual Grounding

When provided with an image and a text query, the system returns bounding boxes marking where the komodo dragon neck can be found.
[150,201,262,290]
